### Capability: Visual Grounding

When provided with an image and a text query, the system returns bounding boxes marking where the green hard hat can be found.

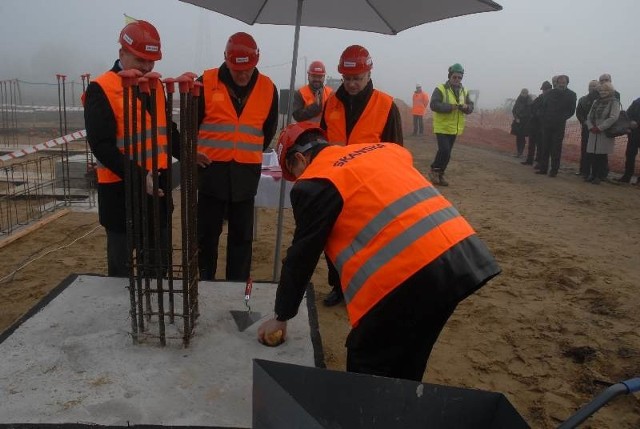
[448,63,464,74]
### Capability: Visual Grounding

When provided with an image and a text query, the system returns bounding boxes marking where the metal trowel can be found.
[230,278,262,332]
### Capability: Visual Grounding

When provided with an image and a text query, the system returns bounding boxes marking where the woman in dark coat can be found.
[511,88,532,157]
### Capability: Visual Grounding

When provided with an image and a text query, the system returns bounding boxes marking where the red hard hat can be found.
[119,20,162,61]
[225,32,259,71]
[308,61,326,76]
[276,122,326,181]
[337,45,372,75]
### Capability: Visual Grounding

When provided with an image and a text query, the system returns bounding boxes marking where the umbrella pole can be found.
[272,0,303,281]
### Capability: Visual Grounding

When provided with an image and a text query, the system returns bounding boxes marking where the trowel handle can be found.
[244,278,253,302]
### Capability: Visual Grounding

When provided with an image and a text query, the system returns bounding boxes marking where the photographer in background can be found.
[428,63,474,186]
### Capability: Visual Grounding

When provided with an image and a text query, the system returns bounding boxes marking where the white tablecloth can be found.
[255,169,292,209]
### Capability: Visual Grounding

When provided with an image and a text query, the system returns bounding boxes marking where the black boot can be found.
[323,286,344,307]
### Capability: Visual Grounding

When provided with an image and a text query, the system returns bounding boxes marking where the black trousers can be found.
[586,153,608,179]
[623,135,640,178]
[430,133,457,172]
[413,115,424,135]
[526,128,541,163]
[106,227,169,278]
[579,124,589,176]
[515,134,526,156]
[345,274,458,381]
[107,230,129,277]
[197,194,254,281]
[539,123,566,174]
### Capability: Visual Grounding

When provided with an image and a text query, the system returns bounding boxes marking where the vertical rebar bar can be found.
[163,78,176,323]
[61,75,68,135]
[131,82,145,333]
[189,79,202,333]
[146,73,166,346]
[1,81,8,146]
[56,75,63,138]
[177,76,190,344]
[138,78,152,322]
[9,80,18,146]
[118,70,139,343]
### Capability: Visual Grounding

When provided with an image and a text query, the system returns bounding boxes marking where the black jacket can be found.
[626,97,640,142]
[528,94,545,133]
[541,87,577,127]
[196,63,279,201]
[576,91,599,125]
[319,80,403,145]
[84,60,180,232]
[291,87,323,122]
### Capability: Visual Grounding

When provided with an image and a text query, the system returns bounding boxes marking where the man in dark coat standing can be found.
[575,80,600,177]
[522,81,552,166]
[536,75,577,177]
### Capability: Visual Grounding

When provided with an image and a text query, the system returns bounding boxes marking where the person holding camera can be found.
[428,63,474,186]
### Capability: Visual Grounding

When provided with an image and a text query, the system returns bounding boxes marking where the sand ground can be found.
[1,128,639,428]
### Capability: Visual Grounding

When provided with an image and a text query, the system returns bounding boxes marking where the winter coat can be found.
[576,91,598,125]
[511,95,532,136]
[541,87,577,127]
[585,95,620,154]
[527,95,544,135]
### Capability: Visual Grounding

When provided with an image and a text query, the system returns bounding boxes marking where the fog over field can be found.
[1,0,638,109]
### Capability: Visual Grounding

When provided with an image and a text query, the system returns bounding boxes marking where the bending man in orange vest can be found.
[258,122,501,381]
[195,32,279,281]
[292,60,333,123]
[319,45,404,307]
[411,84,429,136]
[84,19,179,277]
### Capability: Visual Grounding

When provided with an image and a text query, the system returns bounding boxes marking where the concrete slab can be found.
[0,275,322,428]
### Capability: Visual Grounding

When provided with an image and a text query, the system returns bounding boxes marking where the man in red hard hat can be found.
[195,32,279,282]
[292,60,333,123]
[258,122,500,381]
[319,44,404,307]
[321,45,403,146]
[84,19,180,277]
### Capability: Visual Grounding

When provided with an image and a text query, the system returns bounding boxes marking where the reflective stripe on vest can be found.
[299,85,333,123]
[299,143,476,326]
[197,68,273,164]
[324,89,393,145]
[92,71,168,184]
[432,83,467,135]
[412,92,429,116]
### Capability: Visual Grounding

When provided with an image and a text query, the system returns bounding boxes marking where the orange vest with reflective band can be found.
[197,68,274,164]
[299,143,476,326]
[299,85,333,123]
[323,89,393,145]
[412,91,429,116]
[92,71,168,184]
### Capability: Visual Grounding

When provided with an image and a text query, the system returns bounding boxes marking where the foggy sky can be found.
[1,0,638,109]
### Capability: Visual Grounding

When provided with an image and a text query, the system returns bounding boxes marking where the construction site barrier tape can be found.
[2,104,181,114]
[0,129,87,163]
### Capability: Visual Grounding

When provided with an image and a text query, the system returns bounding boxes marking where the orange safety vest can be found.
[412,91,429,116]
[323,89,393,145]
[197,68,274,164]
[299,85,333,123]
[92,71,168,184]
[299,143,477,326]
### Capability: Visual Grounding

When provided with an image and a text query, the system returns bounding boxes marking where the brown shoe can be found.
[438,172,449,186]
[428,170,441,185]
